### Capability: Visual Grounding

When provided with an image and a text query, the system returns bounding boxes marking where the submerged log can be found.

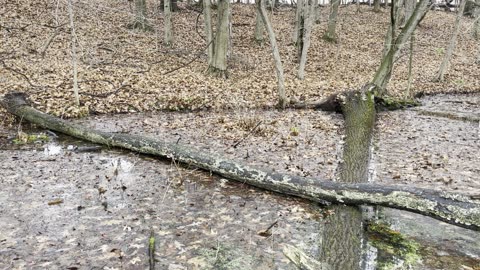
[1,92,480,231]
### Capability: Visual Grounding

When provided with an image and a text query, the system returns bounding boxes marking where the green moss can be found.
[13,132,49,144]
[367,222,421,270]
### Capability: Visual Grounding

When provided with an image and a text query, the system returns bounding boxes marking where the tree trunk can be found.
[373,0,381,12]
[318,85,377,270]
[296,0,305,62]
[403,0,415,26]
[203,0,214,66]
[474,0,480,39]
[208,0,230,79]
[435,0,467,82]
[257,0,288,109]
[2,92,480,231]
[323,0,340,42]
[406,33,414,96]
[373,0,429,93]
[67,0,79,106]
[130,0,151,30]
[298,0,315,80]
[254,8,264,44]
[293,0,303,43]
[381,0,404,58]
[164,0,173,46]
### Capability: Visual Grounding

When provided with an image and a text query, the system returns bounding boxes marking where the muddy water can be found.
[0,94,479,269]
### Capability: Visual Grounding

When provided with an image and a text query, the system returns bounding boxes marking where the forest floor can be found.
[1,0,479,120]
[1,1,480,269]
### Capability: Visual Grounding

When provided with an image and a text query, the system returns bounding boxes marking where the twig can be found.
[161,39,213,76]
[231,120,263,148]
[148,230,155,270]
[0,60,39,88]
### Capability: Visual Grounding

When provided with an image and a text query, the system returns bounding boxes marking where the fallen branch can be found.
[414,109,480,122]
[1,92,479,231]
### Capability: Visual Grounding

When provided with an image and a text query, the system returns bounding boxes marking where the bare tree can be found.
[130,0,151,30]
[203,0,214,66]
[255,7,264,44]
[67,0,79,106]
[164,0,173,46]
[434,0,467,82]
[323,0,341,42]
[373,0,430,92]
[374,0,381,12]
[257,0,287,108]
[208,0,230,78]
[298,0,316,79]
[472,0,480,39]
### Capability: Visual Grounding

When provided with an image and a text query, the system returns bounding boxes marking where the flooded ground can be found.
[0,94,479,269]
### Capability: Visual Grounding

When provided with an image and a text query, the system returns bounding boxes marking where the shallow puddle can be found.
[0,94,479,269]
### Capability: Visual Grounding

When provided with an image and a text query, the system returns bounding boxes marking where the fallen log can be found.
[2,92,480,231]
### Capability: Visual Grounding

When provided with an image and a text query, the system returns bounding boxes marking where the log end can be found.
[1,92,31,112]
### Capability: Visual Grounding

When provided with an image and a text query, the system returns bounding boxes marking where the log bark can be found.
[2,92,480,231]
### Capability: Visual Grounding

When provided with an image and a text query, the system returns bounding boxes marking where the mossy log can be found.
[2,92,480,231]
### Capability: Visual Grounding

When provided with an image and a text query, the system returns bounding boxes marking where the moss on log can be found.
[2,92,480,231]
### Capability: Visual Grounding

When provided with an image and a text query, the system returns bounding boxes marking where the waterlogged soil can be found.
[0,94,479,269]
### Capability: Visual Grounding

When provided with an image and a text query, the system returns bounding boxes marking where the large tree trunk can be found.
[208,0,230,79]
[203,0,214,66]
[2,92,480,231]
[298,0,315,79]
[434,0,467,82]
[372,0,429,93]
[164,0,173,46]
[257,0,288,109]
[323,0,340,42]
[318,85,377,269]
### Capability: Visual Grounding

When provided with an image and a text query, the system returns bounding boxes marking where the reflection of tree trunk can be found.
[319,206,364,269]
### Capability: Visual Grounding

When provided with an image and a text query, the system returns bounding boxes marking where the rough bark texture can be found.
[2,92,480,231]
[203,0,213,66]
[208,0,229,78]
[323,0,340,42]
[254,8,264,44]
[298,0,315,79]
[318,85,376,270]
[374,0,381,12]
[257,0,287,109]
[164,0,173,46]
[319,206,364,270]
[67,0,79,106]
[296,0,305,62]
[435,0,467,82]
[373,0,429,93]
[474,0,480,39]
[338,87,376,183]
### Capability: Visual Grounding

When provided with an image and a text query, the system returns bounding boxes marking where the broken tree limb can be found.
[2,92,480,231]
